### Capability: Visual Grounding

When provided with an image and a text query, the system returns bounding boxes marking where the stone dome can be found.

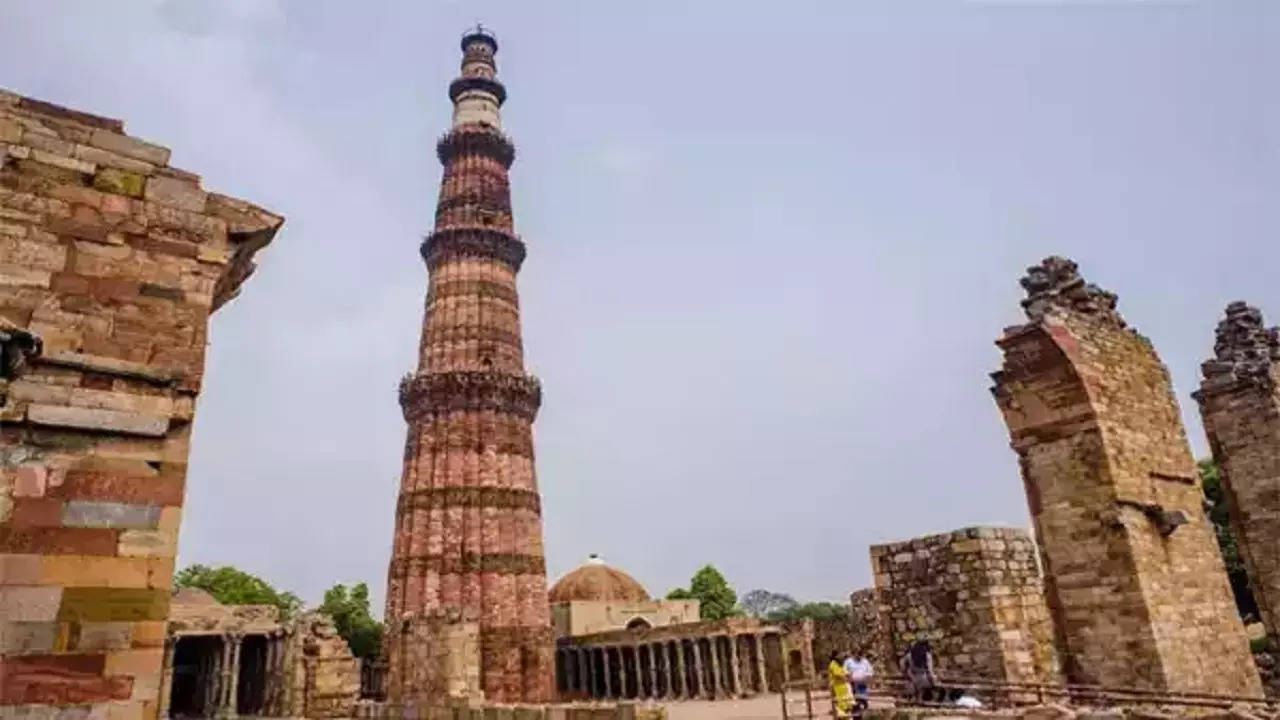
[549,555,649,603]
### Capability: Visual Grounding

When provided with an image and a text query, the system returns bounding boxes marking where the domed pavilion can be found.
[549,554,698,637]
[548,555,808,702]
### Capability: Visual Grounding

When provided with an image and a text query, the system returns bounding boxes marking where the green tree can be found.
[667,565,741,620]
[318,582,384,661]
[173,564,303,620]
[766,601,849,623]
[1199,459,1258,620]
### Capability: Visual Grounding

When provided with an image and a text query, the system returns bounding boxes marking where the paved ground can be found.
[666,694,787,720]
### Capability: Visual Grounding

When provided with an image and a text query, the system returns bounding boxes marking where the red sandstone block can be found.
[50,470,185,506]
[50,272,92,295]
[6,497,65,528]
[0,652,122,703]
[89,277,141,302]
[0,527,119,555]
[129,233,198,260]
[46,216,109,244]
[1,671,133,705]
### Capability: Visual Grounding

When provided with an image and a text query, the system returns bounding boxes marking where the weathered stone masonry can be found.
[383,28,554,704]
[991,257,1261,696]
[870,526,1058,686]
[1195,302,1280,645]
[0,90,282,719]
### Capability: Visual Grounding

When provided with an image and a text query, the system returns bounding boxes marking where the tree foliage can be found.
[667,565,741,620]
[1200,459,1258,620]
[767,601,849,623]
[173,564,303,620]
[741,589,799,619]
[318,582,384,660]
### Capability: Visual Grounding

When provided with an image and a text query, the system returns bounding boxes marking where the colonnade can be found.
[555,631,785,701]
[158,630,291,718]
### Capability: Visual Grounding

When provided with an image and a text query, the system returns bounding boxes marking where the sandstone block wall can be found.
[991,257,1261,696]
[870,526,1058,685]
[848,588,890,668]
[0,89,281,720]
[286,613,362,719]
[1195,302,1280,644]
[803,593,889,678]
[385,609,482,708]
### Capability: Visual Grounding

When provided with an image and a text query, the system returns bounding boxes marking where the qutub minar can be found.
[383,27,554,702]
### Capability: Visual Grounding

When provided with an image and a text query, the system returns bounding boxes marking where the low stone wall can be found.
[353,699,667,720]
[871,526,1059,685]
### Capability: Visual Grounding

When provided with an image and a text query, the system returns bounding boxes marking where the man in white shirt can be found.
[844,653,873,714]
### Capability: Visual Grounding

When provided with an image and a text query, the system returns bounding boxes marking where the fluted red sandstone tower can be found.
[383,28,553,703]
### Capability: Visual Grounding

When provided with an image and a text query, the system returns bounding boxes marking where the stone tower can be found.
[1195,302,1280,644]
[383,28,553,703]
[990,257,1261,696]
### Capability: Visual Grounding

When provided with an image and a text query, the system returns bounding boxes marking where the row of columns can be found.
[556,632,779,701]
[157,630,290,719]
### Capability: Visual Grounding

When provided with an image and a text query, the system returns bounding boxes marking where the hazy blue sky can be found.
[3,1,1276,615]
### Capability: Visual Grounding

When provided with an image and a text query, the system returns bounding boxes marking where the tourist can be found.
[846,652,873,708]
[899,640,936,703]
[827,651,853,720]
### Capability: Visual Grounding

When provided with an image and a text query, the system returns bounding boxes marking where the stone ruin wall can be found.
[384,608,482,708]
[991,257,1261,697]
[285,613,362,719]
[1195,302,1280,646]
[802,589,889,678]
[847,588,887,666]
[0,89,281,720]
[871,526,1059,686]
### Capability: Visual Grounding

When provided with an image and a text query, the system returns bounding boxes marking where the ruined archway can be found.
[991,257,1261,696]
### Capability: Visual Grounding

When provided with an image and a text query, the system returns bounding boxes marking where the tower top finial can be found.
[461,23,498,53]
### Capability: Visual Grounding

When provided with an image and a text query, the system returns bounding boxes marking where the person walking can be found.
[899,640,936,703]
[827,651,853,719]
[845,652,873,715]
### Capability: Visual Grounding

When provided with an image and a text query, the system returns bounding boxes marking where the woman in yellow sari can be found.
[827,651,853,719]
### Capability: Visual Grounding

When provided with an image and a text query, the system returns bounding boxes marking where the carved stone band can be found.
[448,76,508,106]
[482,625,555,647]
[397,486,541,514]
[399,370,541,422]
[421,226,526,272]
[438,127,516,168]
[427,279,520,307]
[387,552,545,578]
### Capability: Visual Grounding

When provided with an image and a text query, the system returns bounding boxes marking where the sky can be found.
[2,1,1277,616]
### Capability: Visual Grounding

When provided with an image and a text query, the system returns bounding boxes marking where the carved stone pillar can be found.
[709,638,724,699]
[265,633,283,715]
[621,646,633,698]
[158,636,177,719]
[691,640,706,699]
[674,642,687,699]
[654,644,668,699]
[219,633,242,718]
[753,633,767,694]
[602,647,613,699]
[212,634,231,716]
[205,642,220,717]
[728,634,742,696]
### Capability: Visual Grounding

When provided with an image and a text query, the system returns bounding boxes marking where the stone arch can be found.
[625,617,652,631]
